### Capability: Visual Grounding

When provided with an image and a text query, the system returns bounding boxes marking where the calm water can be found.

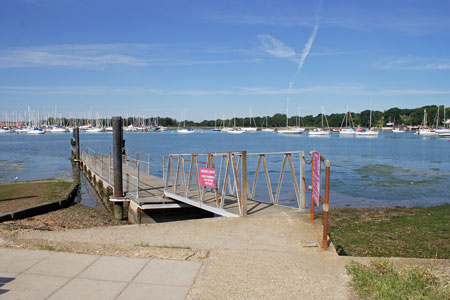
[0,131,449,208]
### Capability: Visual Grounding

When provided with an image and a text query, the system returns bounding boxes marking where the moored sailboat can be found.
[177,109,195,134]
[356,106,379,137]
[309,106,330,136]
[278,100,304,134]
[339,106,356,136]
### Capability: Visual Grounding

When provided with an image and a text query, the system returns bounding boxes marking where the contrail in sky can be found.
[290,1,322,90]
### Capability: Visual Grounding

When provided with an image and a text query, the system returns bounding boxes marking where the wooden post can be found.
[112,116,124,220]
[241,151,248,216]
[74,127,80,160]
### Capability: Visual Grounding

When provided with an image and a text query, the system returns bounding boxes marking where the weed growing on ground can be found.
[135,242,191,250]
[346,259,450,300]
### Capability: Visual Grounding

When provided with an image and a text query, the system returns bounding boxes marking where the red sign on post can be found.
[200,168,217,188]
[312,151,321,206]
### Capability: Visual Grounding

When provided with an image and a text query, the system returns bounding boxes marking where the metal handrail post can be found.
[300,151,306,210]
[137,161,140,199]
[126,173,129,194]
[241,151,248,216]
[109,154,112,183]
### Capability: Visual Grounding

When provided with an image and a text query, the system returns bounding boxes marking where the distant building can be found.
[0,121,21,127]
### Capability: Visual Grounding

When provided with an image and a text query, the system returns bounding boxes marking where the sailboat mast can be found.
[286,99,289,127]
[436,106,440,128]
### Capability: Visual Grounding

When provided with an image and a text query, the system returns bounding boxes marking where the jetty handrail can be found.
[80,146,114,185]
[80,145,150,201]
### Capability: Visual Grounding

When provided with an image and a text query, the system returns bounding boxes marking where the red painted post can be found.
[322,160,331,249]
[310,155,315,221]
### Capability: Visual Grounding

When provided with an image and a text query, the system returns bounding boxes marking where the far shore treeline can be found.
[39,104,448,128]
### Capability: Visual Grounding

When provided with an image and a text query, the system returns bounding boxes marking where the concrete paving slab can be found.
[48,278,128,300]
[1,273,70,300]
[26,252,99,277]
[0,272,16,297]
[0,248,51,273]
[135,259,202,287]
[117,282,190,300]
[188,248,352,300]
[78,255,148,282]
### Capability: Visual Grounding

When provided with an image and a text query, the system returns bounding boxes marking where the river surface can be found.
[0,130,449,208]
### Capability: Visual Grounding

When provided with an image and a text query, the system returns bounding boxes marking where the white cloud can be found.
[0,44,151,68]
[0,43,263,68]
[207,14,313,28]
[374,57,450,70]
[2,84,448,97]
[257,34,297,59]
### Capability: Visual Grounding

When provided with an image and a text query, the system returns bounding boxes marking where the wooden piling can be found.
[112,116,124,219]
[74,127,80,160]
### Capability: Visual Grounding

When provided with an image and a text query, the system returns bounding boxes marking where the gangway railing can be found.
[163,151,308,217]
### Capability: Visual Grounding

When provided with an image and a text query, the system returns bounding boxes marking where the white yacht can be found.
[278,127,304,134]
[278,99,304,134]
[27,127,45,134]
[309,107,330,136]
[85,127,104,133]
[339,105,356,136]
[262,128,275,132]
[47,126,67,133]
[177,109,195,134]
[227,114,245,134]
[227,128,245,134]
[178,127,195,134]
[356,107,379,137]
[339,127,356,136]
[392,128,405,133]
[416,109,436,136]
[240,105,258,132]
[309,128,330,136]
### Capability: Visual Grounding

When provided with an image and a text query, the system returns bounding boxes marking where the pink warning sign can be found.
[312,151,321,206]
[200,168,217,188]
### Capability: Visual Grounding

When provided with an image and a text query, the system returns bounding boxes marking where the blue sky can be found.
[0,0,449,121]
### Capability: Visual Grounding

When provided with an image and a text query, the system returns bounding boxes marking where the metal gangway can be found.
[163,151,312,217]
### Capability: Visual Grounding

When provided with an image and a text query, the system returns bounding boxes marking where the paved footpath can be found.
[1,211,358,299]
[0,248,201,300]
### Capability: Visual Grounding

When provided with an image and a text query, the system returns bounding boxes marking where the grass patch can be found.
[135,242,192,250]
[37,244,58,252]
[347,259,450,300]
[0,179,71,213]
[319,205,450,258]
